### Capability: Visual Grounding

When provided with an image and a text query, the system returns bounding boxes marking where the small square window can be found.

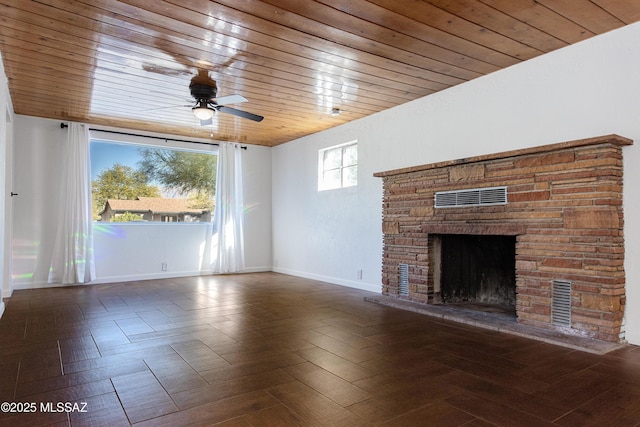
[318,141,358,191]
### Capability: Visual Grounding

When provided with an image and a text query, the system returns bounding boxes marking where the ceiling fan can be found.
[188,70,263,125]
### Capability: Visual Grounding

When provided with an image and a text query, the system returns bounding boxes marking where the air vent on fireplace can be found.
[435,186,507,208]
[398,263,409,296]
[551,280,572,327]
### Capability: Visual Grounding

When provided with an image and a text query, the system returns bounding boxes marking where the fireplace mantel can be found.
[375,134,632,342]
[374,134,632,177]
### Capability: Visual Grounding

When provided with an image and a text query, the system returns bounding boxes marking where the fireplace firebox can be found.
[435,234,516,312]
[375,135,631,342]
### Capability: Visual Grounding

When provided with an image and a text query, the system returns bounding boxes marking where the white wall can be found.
[92,222,212,283]
[11,116,273,288]
[2,101,13,301]
[272,127,382,292]
[272,23,640,344]
[12,117,64,289]
[0,52,14,316]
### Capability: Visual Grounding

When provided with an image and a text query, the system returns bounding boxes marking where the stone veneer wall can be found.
[374,135,632,342]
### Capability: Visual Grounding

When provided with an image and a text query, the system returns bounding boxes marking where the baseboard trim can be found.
[90,270,214,285]
[12,281,70,290]
[272,267,379,293]
[93,267,271,283]
[14,268,275,289]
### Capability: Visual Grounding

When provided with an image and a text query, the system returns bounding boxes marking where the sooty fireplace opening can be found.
[434,234,516,314]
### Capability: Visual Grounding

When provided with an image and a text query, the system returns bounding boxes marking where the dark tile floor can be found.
[0,272,639,426]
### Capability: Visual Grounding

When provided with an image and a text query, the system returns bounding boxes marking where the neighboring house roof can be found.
[101,197,210,215]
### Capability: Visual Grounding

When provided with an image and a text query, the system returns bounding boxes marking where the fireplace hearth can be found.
[374,135,632,342]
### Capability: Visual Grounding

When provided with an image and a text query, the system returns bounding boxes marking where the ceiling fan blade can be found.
[211,94,247,105]
[217,105,264,122]
[146,104,192,112]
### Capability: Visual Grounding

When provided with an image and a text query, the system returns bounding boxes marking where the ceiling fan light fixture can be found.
[193,101,214,120]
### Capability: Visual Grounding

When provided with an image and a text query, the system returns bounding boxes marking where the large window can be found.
[318,141,358,191]
[90,139,217,223]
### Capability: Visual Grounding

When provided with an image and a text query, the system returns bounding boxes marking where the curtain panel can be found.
[211,142,245,273]
[48,122,96,284]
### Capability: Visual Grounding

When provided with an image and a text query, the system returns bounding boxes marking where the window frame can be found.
[89,130,218,225]
[317,140,358,191]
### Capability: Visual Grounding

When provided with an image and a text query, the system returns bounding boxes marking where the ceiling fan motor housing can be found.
[189,82,217,101]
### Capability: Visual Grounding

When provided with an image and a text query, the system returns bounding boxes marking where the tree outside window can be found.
[91,141,217,222]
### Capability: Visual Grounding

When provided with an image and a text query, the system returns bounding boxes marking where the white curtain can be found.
[48,123,95,284]
[211,142,245,273]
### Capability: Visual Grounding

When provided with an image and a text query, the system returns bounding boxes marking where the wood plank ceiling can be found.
[1,1,639,147]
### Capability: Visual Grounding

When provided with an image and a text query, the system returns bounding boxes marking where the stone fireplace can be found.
[374,135,632,342]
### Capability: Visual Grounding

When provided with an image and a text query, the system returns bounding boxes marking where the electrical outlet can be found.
[357,269,363,280]
[162,262,168,271]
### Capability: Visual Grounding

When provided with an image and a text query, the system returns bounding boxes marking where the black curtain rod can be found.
[60,122,247,150]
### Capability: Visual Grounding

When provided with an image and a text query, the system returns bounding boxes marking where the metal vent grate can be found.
[398,263,409,296]
[551,280,572,327]
[435,186,507,208]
